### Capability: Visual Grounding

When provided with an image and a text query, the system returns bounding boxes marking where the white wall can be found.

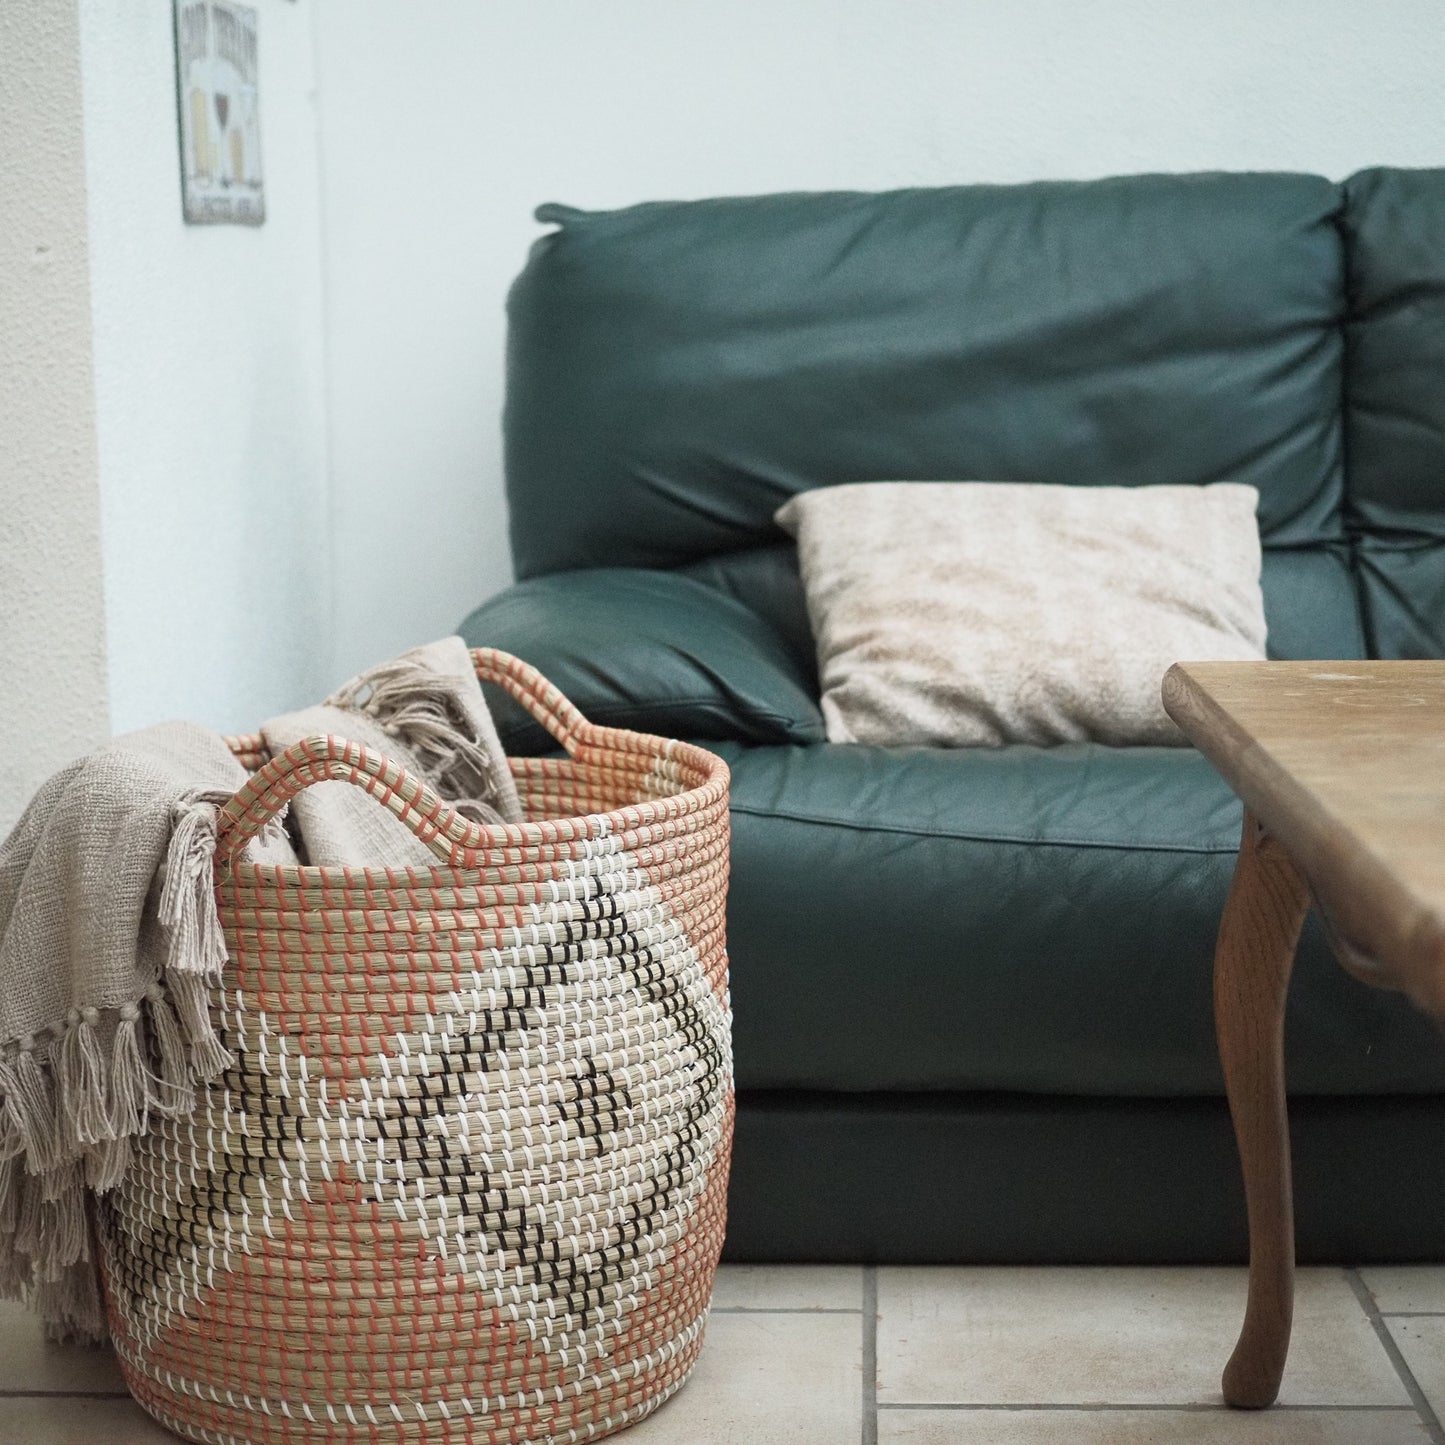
[16,0,1445,763]
[0,0,110,833]
[80,0,330,735]
[313,0,1445,679]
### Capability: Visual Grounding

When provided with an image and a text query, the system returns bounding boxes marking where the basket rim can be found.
[218,721,731,890]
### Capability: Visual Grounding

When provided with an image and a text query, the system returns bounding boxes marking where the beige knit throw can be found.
[0,638,516,1340]
[263,636,523,868]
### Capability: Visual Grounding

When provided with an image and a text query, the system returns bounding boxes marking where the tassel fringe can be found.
[0,972,223,1337]
[16,1168,86,1280]
[146,982,195,1116]
[1,646,513,1343]
[56,1011,109,1146]
[157,799,227,977]
[0,970,234,1338]
[168,971,234,1078]
[83,1134,130,1193]
[0,1044,61,1175]
[328,652,510,818]
[35,1264,105,1344]
[108,1006,147,1137]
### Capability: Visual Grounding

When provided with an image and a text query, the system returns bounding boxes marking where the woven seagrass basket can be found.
[95,648,734,1445]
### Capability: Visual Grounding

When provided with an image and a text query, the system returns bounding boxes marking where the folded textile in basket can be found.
[262,635,523,867]
[0,636,519,1340]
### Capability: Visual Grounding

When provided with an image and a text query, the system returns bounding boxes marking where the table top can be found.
[1162,661,1445,1015]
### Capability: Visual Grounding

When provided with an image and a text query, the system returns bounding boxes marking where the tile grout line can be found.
[1347,1266,1445,1444]
[862,1266,878,1445]
[877,1401,1422,1413]
[711,1306,863,1315]
[0,1389,132,1399]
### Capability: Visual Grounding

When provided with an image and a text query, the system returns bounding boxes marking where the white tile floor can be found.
[4,1265,1444,1443]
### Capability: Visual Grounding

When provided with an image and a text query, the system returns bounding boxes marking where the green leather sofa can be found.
[461,169,1445,1264]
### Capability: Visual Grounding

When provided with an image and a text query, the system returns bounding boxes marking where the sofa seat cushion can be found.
[715,740,1445,1098]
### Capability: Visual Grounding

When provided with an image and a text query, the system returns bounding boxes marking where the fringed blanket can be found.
[0,637,519,1340]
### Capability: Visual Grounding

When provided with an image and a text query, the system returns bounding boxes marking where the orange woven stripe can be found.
[105,650,733,1445]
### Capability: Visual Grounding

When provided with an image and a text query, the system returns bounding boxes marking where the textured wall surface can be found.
[314,0,1445,676]
[80,1,331,735]
[0,0,110,833]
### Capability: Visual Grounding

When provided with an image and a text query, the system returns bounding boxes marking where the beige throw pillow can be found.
[774,481,1267,747]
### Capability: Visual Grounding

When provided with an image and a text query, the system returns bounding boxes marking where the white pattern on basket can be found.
[95,650,734,1445]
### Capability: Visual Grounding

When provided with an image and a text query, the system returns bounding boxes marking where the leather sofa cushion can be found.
[1353,546,1445,659]
[506,174,1347,582]
[459,567,825,750]
[678,546,818,684]
[1260,547,1366,659]
[1342,167,1445,657]
[715,739,1445,1098]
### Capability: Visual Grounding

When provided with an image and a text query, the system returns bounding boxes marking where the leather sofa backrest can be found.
[1342,167,1445,657]
[503,171,1421,660]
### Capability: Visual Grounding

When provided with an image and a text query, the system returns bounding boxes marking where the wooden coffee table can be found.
[1162,661,1445,1409]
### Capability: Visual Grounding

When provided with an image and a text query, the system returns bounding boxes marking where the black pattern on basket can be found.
[95,649,734,1445]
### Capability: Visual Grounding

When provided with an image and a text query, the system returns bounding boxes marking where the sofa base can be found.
[722,1092,1445,1264]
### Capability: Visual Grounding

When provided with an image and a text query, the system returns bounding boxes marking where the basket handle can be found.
[214,648,593,866]
[468,646,591,753]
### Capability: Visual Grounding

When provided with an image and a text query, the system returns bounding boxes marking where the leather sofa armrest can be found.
[459,567,825,753]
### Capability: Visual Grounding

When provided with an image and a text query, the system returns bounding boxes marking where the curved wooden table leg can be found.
[1215,809,1310,1409]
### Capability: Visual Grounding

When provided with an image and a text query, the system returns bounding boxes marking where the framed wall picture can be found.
[173,1,264,225]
